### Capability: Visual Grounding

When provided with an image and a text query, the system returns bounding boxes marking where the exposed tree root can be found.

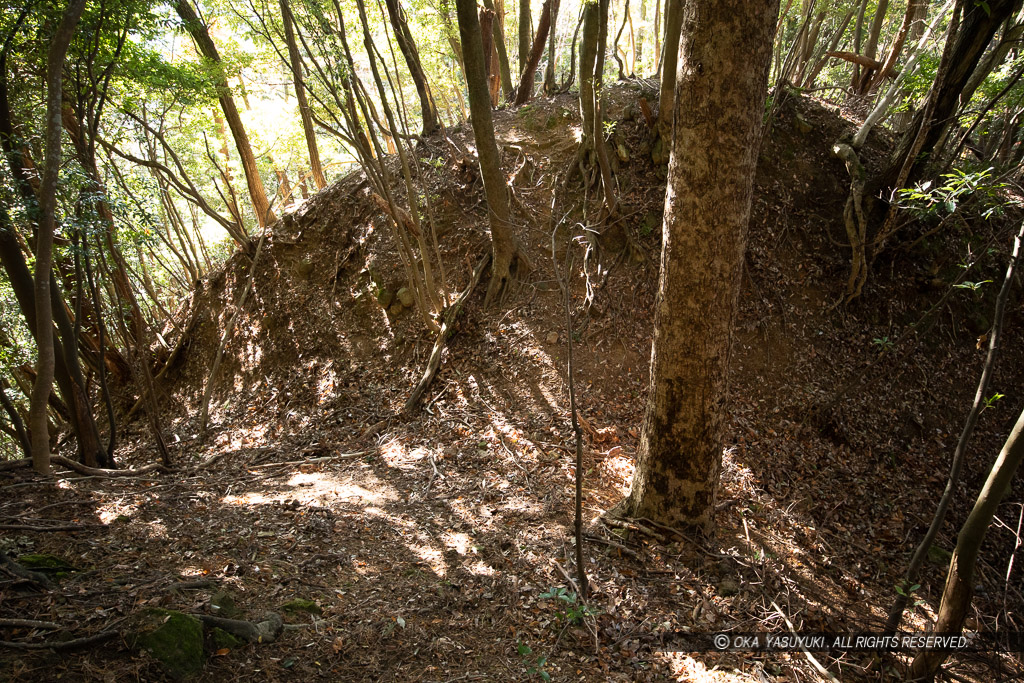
[832,142,868,302]
[0,550,53,589]
[0,456,170,477]
[196,612,283,644]
[406,252,491,412]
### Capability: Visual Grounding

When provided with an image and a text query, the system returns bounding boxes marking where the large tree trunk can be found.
[279,0,327,188]
[30,0,88,475]
[175,0,276,227]
[512,0,552,105]
[382,0,440,136]
[880,0,1018,192]
[616,0,779,532]
[910,403,1024,680]
[455,0,519,305]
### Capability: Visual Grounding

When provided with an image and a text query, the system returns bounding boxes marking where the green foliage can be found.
[539,586,600,625]
[516,642,550,681]
[983,392,1004,411]
[953,280,992,293]
[897,167,1009,220]
[871,336,894,352]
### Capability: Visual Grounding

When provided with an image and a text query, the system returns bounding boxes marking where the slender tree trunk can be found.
[543,0,560,93]
[481,0,514,101]
[865,0,926,93]
[456,0,519,305]
[881,0,1018,192]
[175,0,276,226]
[961,17,1024,111]
[30,0,87,475]
[519,0,532,73]
[616,0,779,532]
[382,0,440,136]
[656,0,684,143]
[851,0,868,89]
[852,0,889,93]
[513,0,552,105]
[910,402,1024,680]
[0,377,30,459]
[279,0,327,188]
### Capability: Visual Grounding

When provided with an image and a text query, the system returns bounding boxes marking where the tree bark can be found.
[456,0,519,305]
[279,0,327,188]
[175,0,276,226]
[382,0,440,136]
[30,0,88,475]
[616,0,779,532]
[512,0,552,105]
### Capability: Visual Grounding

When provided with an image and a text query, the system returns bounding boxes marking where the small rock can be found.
[794,114,813,134]
[717,578,740,597]
[546,331,559,344]
[376,288,394,309]
[388,302,405,317]
[396,287,414,307]
[616,142,630,162]
[296,260,314,280]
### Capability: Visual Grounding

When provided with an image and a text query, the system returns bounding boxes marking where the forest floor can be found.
[2,83,1024,682]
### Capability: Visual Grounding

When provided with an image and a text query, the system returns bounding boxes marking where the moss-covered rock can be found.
[281,598,322,616]
[376,287,394,309]
[208,627,242,652]
[131,609,204,680]
[210,590,241,619]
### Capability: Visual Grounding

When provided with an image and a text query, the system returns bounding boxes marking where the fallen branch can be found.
[826,50,883,69]
[0,458,29,472]
[583,533,640,559]
[0,523,97,531]
[404,252,491,413]
[248,452,369,470]
[0,619,61,630]
[771,600,840,682]
[0,629,118,651]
